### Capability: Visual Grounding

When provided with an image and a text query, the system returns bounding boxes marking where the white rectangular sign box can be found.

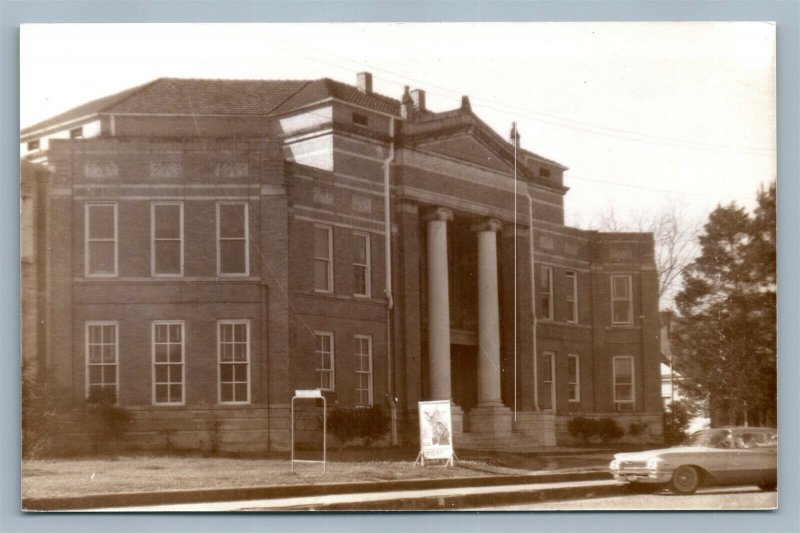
[295,389,323,398]
[416,400,454,465]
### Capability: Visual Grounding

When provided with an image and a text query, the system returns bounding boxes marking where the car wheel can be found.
[758,481,777,491]
[670,465,701,495]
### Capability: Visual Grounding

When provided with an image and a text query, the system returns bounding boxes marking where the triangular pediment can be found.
[415,133,514,173]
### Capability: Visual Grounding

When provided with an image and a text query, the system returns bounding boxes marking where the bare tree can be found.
[591,200,702,309]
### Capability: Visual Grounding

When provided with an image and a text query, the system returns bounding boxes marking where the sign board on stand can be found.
[291,389,326,475]
[414,400,456,467]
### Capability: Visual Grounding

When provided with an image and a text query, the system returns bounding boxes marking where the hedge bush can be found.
[327,406,390,448]
[567,416,625,445]
[567,416,597,445]
[82,389,132,455]
[596,417,624,443]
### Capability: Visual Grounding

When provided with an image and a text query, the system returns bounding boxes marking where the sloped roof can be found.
[21,77,565,171]
[22,78,312,134]
[271,78,401,116]
[21,77,401,135]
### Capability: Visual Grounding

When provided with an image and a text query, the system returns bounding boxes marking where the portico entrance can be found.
[451,343,478,426]
[423,206,513,441]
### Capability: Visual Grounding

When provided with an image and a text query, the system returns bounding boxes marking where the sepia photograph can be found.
[19,21,777,513]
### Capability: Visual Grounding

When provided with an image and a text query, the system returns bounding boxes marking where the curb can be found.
[23,471,612,511]
[254,482,629,511]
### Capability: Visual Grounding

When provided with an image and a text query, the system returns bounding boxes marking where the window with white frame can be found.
[316,332,335,390]
[611,275,633,325]
[218,321,250,403]
[152,321,184,405]
[217,202,248,276]
[540,265,553,320]
[314,225,333,292]
[613,356,635,411]
[85,203,117,277]
[565,271,578,323]
[151,202,183,276]
[353,232,370,297]
[86,322,118,401]
[354,335,373,406]
[567,354,580,402]
[542,352,555,410]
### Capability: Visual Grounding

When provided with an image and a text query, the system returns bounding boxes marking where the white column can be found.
[426,207,453,401]
[473,218,504,407]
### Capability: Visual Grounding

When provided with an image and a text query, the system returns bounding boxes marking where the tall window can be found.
[540,265,553,320]
[86,322,118,401]
[151,202,183,276]
[613,356,635,411]
[542,352,555,410]
[217,202,248,276]
[611,275,633,325]
[218,321,250,403]
[316,332,335,390]
[85,203,117,277]
[353,232,371,297]
[314,225,333,292]
[567,354,580,402]
[565,271,578,323]
[354,335,373,406]
[153,321,184,405]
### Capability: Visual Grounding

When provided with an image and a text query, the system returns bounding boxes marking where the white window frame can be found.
[542,351,556,411]
[217,320,251,404]
[85,321,119,401]
[314,224,334,293]
[540,265,554,321]
[567,354,580,402]
[611,275,633,325]
[151,202,184,277]
[613,355,635,411]
[315,331,335,391]
[152,321,185,406]
[353,231,371,298]
[85,202,118,278]
[354,334,373,406]
[216,201,249,277]
[565,271,578,323]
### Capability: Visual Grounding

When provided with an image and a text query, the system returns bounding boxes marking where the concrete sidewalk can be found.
[90,479,627,512]
[24,470,620,512]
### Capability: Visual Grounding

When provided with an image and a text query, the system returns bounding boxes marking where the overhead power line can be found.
[566,173,756,201]
[260,33,775,157]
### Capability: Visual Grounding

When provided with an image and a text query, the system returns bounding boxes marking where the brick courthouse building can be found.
[21,74,663,451]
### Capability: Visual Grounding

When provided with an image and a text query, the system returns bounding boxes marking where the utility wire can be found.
[259,33,775,156]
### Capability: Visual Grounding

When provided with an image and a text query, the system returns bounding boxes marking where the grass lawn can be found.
[22,448,613,500]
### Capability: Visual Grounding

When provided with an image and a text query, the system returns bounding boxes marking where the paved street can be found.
[469,486,777,511]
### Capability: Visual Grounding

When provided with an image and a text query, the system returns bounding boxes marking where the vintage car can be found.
[609,427,777,494]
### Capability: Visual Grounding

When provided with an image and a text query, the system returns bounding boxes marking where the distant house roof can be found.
[20,77,564,170]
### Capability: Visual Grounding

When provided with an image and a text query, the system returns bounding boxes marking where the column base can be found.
[468,404,513,436]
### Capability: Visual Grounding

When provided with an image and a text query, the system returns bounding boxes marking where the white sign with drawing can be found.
[416,400,454,465]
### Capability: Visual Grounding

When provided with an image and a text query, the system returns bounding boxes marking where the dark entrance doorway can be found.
[451,344,478,415]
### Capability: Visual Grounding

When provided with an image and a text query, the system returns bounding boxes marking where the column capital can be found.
[471,218,503,233]
[423,206,453,223]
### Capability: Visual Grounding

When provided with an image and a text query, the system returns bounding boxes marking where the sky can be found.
[20,22,776,229]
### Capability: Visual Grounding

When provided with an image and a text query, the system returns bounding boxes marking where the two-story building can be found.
[21,73,663,452]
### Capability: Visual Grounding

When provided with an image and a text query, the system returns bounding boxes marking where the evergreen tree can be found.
[671,183,776,427]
